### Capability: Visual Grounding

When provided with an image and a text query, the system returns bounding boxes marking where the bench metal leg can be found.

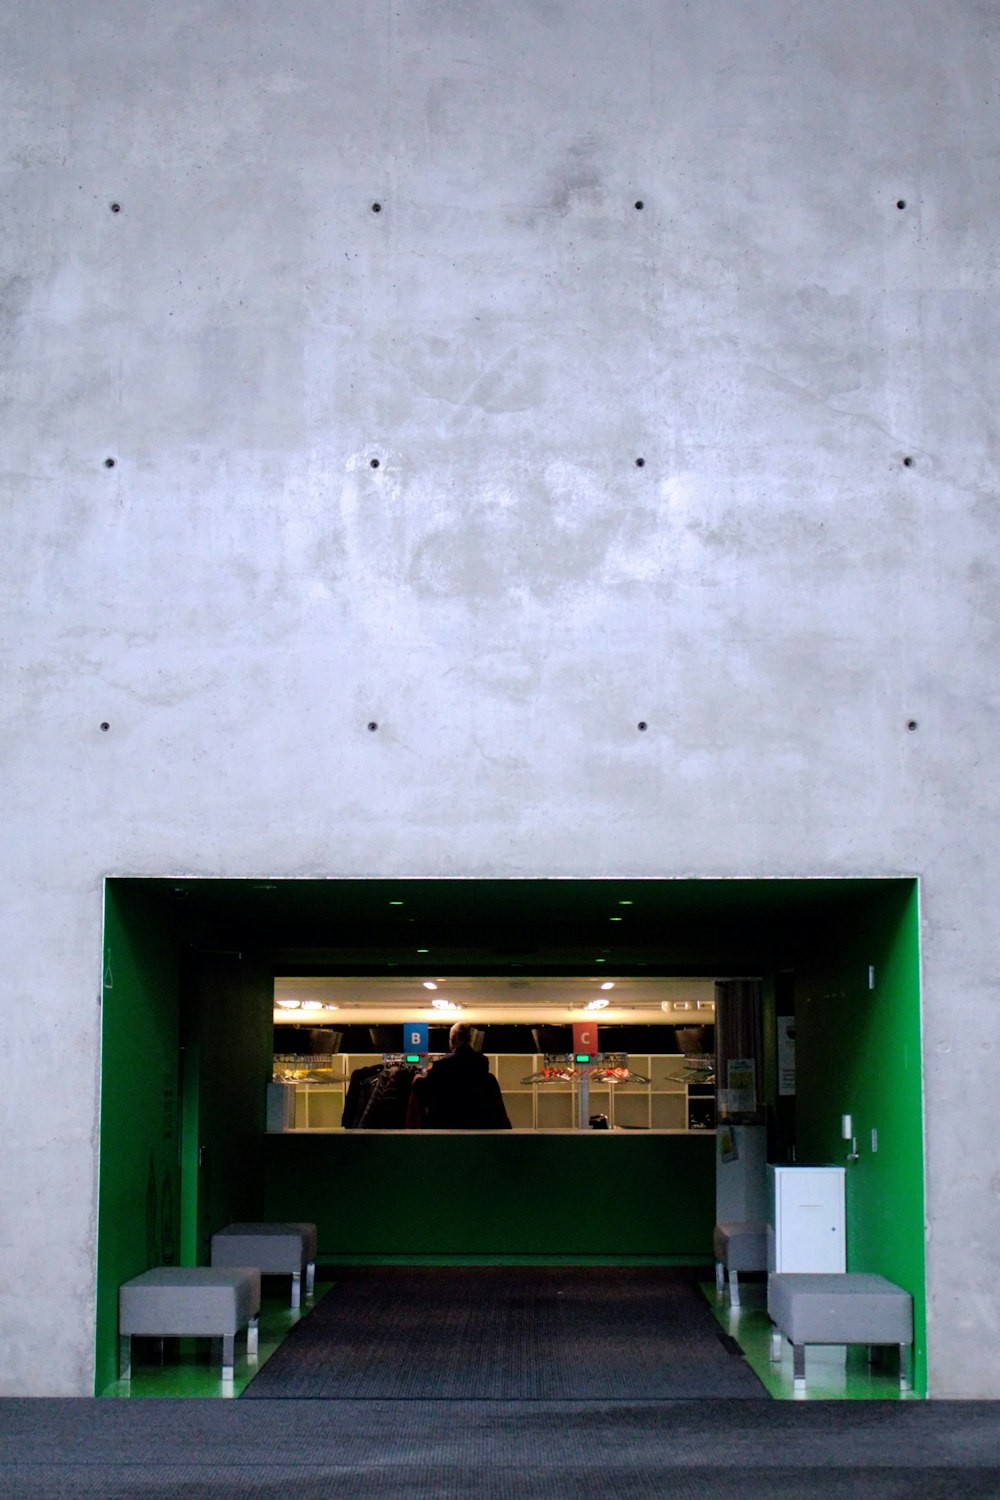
[247,1315,259,1359]
[306,1260,316,1298]
[729,1268,741,1309]
[792,1343,806,1390]
[119,1334,132,1381]
[770,1327,782,1362]
[715,1260,725,1296]
[900,1343,912,1391]
[222,1334,235,1380]
[291,1270,302,1309]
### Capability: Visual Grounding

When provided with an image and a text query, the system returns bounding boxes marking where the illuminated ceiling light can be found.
[586,998,609,1010]
[600,982,615,991]
[300,1001,323,1011]
[619,900,633,906]
[321,1003,339,1011]
[432,999,462,1012]
[422,981,438,990]
[594,958,606,964]
[417,948,429,954]
[275,1000,300,1010]
[609,916,623,922]
[389,901,404,906]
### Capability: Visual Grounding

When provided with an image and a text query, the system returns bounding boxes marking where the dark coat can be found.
[419,1045,512,1129]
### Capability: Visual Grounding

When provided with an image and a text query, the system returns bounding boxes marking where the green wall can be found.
[95,883,182,1393]
[97,890,274,1392]
[795,881,926,1393]
[180,952,274,1265]
[261,1132,716,1260]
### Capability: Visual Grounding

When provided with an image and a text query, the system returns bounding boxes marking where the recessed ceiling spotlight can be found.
[276,1000,300,1010]
[423,981,438,990]
[300,1001,323,1011]
[600,982,615,991]
[586,998,609,1010]
[431,998,462,1011]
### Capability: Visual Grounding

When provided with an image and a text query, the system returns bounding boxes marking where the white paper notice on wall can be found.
[777,1016,796,1096]
[724,1058,757,1114]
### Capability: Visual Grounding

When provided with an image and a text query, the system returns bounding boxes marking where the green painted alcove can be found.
[96,875,924,1395]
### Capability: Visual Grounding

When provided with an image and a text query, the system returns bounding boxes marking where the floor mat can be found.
[241,1266,768,1399]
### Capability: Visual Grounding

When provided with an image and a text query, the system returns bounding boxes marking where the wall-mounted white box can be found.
[767,1165,845,1273]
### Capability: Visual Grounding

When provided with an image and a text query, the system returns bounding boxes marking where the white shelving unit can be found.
[273,1052,714,1133]
[496,1053,713,1131]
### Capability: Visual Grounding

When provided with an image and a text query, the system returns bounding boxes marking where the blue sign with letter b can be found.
[405,1022,429,1053]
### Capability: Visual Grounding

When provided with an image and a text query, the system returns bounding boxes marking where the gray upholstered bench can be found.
[713,1221,767,1308]
[119,1266,260,1381]
[211,1221,317,1309]
[768,1272,913,1392]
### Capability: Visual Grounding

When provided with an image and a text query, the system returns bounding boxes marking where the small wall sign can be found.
[404,1022,429,1053]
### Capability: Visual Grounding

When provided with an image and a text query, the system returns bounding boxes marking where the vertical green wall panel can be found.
[185,953,273,1264]
[96,892,273,1391]
[95,884,181,1393]
[795,883,926,1393]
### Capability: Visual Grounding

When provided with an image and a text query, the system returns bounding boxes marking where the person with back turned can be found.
[413,1021,512,1129]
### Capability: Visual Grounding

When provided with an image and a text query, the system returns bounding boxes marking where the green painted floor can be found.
[702,1281,920,1401]
[100,1287,330,1399]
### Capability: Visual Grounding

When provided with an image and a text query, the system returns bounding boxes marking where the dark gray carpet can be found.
[4,1398,1000,1498]
[241,1266,767,1399]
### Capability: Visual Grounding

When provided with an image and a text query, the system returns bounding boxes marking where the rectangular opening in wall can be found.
[97,875,923,1396]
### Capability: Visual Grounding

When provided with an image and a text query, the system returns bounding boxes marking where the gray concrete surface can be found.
[1,0,998,1394]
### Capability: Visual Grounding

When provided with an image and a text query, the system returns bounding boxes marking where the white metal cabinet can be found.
[767,1165,845,1272]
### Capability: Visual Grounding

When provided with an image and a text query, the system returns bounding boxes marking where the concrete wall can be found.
[1,0,997,1395]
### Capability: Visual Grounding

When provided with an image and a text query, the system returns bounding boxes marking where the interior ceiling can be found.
[125,876,902,978]
[272,974,719,1025]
